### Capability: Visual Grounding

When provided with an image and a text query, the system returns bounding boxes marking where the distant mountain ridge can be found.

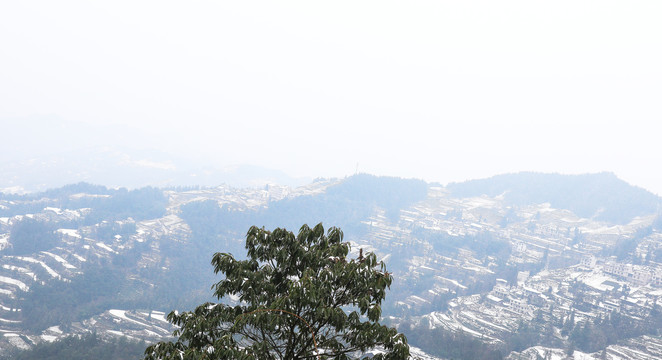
[447,172,661,224]
[0,116,310,192]
[0,147,309,193]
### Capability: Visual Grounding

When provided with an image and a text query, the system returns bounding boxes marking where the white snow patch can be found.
[42,251,77,269]
[6,333,30,350]
[0,276,28,291]
[72,253,86,262]
[0,304,20,311]
[15,256,60,278]
[409,346,444,360]
[523,346,595,360]
[109,309,151,327]
[2,264,37,280]
[41,334,58,342]
[409,295,431,304]
[152,313,168,323]
[140,310,169,323]
[462,265,494,274]
[455,323,493,340]
[0,318,21,323]
[96,242,116,253]
[47,326,63,334]
[435,276,468,289]
[144,329,161,337]
[107,330,125,337]
[461,311,510,332]
[57,229,81,239]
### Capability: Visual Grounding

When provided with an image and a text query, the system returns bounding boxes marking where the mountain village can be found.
[0,178,661,359]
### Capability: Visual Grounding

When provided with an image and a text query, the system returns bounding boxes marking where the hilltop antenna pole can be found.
[355,162,359,175]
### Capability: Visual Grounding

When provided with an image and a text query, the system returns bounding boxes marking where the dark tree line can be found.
[15,241,161,333]
[7,217,58,255]
[568,306,662,353]
[16,265,128,332]
[0,183,167,225]
[404,324,502,360]
[1,333,146,360]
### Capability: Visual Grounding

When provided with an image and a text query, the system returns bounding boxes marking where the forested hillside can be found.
[1,173,662,359]
[447,172,660,224]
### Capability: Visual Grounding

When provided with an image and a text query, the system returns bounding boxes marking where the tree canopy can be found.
[145,223,409,359]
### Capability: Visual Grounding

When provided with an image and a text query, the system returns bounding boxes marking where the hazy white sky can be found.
[2,1,661,193]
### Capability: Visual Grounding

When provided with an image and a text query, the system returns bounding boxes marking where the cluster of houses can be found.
[483,254,662,326]
[582,254,662,287]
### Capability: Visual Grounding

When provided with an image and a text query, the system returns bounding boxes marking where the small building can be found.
[517,271,530,287]
[651,270,662,287]
[580,254,597,269]
[600,300,621,313]
[604,262,632,278]
[509,298,531,315]
[515,241,527,253]
[493,279,510,299]
[630,269,653,286]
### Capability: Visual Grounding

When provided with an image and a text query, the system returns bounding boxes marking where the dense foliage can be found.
[16,265,128,332]
[7,217,58,255]
[81,186,167,224]
[567,305,662,353]
[405,325,503,360]
[265,175,427,230]
[94,220,137,242]
[1,333,146,360]
[14,239,159,332]
[413,228,511,262]
[179,175,428,238]
[145,224,409,359]
[606,224,654,262]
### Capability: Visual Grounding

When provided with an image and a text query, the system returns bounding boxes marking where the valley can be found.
[1,173,661,359]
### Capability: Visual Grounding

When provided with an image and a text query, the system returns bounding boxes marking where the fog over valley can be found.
[1,1,662,359]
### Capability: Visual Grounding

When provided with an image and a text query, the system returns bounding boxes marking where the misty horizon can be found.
[2,1,661,194]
